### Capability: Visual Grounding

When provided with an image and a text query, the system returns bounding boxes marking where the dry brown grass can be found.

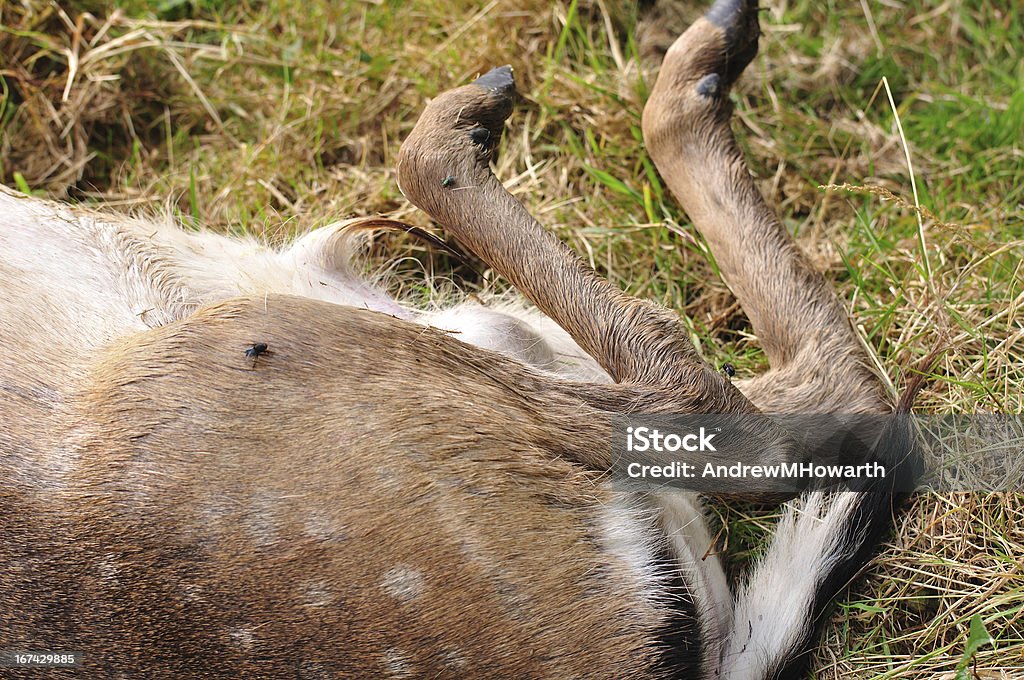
[1,0,1021,676]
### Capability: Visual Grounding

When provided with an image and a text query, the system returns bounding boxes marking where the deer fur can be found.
[0,1,919,678]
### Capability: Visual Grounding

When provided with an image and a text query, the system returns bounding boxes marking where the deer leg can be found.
[640,5,924,678]
[396,65,816,490]
[641,0,886,415]
[398,67,754,415]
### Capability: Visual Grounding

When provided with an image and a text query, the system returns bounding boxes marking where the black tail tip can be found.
[473,65,515,93]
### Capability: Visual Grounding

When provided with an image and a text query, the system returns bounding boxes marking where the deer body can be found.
[0,1,918,678]
[1,185,716,678]
[2,190,710,678]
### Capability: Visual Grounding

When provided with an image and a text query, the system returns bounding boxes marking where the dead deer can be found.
[0,0,919,678]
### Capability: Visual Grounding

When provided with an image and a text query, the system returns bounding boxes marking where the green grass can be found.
[1,0,1022,676]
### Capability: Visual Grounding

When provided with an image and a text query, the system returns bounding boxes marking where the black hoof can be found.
[467,65,516,157]
[472,65,515,94]
[704,0,760,86]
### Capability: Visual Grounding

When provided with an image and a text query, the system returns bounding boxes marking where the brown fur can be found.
[3,297,672,677]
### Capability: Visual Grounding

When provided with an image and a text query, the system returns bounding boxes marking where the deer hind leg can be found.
[396,67,753,404]
[642,3,921,679]
[395,63,810,480]
[641,0,886,416]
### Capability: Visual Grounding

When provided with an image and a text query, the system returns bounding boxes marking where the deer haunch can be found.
[0,0,919,678]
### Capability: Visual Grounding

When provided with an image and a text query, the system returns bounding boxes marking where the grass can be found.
[2,0,1022,676]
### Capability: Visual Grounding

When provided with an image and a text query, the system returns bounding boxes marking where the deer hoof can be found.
[704,0,760,87]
